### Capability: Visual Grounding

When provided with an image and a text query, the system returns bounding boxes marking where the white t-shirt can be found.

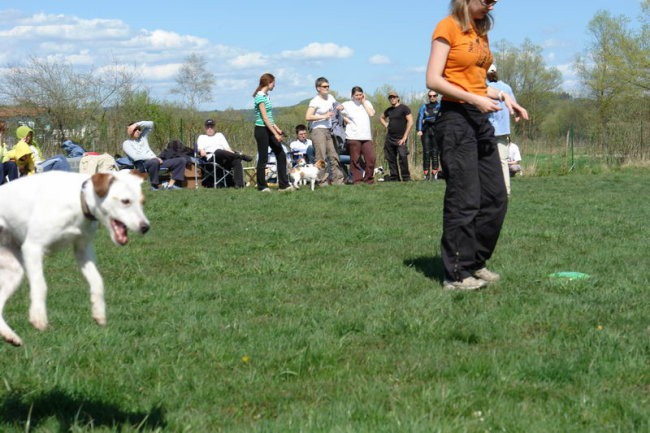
[290,138,312,154]
[196,133,232,154]
[508,143,522,162]
[308,94,337,129]
[342,100,374,140]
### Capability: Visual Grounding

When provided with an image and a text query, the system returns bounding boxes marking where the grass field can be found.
[0,168,648,432]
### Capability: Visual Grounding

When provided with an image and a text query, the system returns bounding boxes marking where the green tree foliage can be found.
[492,39,562,139]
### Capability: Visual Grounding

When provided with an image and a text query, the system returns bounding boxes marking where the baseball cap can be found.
[204,119,216,127]
[487,64,497,73]
[388,91,399,98]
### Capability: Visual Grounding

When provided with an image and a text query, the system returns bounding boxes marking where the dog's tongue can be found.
[111,219,129,245]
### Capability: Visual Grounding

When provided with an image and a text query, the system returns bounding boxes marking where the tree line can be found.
[0,4,647,164]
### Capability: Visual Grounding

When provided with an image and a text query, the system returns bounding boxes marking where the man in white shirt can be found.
[196,118,253,188]
[288,124,315,164]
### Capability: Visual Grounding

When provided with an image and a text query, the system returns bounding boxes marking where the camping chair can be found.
[193,144,233,188]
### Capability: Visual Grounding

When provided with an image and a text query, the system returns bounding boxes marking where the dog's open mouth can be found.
[110,219,129,245]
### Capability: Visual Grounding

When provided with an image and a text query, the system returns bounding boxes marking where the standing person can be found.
[196,118,253,188]
[416,91,442,180]
[426,0,528,291]
[0,120,19,184]
[380,91,414,182]
[122,120,187,190]
[305,77,346,185]
[253,73,294,192]
[341,86,377,184]
[487,63,518,195]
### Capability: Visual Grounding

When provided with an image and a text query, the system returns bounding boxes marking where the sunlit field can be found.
[0,168,647,432]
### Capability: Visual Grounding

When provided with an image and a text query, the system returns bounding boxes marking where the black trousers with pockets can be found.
[435,101,507,281]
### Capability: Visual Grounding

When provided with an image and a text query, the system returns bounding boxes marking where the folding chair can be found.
[193,144,233,188]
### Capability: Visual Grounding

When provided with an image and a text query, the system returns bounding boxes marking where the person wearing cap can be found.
[379,91,414,182]
[122,120,187,190]
[487,63,519,195]
[416,90,442,180]
[425,0,528,291]
[196,118,253,188]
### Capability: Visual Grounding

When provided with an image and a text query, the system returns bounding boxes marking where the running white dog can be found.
[289,159,327,190]
[0,170,150,346]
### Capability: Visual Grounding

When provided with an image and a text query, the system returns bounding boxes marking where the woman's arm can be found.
[258,102,283,140]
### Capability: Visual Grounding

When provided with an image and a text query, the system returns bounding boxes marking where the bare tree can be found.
[170,53,216,110]
[0,56,137,151]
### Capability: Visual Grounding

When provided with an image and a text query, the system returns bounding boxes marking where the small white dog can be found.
[0,170,150,346]
[290,159,327,190]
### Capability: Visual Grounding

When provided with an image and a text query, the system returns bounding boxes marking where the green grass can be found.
[1,168,648,432]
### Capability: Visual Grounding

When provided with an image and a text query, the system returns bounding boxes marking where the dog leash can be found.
[80,179,97,221]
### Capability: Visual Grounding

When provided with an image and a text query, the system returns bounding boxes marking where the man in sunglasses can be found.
[416,91,442,180]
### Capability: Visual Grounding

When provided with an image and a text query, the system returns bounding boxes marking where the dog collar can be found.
[80,179,97,221]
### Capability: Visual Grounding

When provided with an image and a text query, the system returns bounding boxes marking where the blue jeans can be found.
[38,155,71,172]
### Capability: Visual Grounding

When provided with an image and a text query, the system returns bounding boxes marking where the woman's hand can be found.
[503,95,529,122]
[472,95,502,114]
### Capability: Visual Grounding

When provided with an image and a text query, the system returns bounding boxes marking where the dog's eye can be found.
[121,199,131,205]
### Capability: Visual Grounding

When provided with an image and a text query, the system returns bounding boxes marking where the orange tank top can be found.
[432,15,492,103]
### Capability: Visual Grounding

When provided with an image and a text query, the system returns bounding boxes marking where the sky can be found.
[0,0,645,111]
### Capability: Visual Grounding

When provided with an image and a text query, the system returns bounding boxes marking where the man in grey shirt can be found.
[122,120,187,190]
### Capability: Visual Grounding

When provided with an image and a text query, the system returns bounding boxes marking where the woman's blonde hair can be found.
[450,0,493,35]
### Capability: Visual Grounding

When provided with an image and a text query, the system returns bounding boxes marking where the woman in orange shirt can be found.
[426,0,528,291]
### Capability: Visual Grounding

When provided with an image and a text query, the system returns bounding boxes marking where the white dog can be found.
[290,159,327,190]
[0,170,150,346]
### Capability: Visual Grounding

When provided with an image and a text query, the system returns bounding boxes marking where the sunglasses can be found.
[479,0,498,6]
[428,94,438,98]
[319,85,330,89]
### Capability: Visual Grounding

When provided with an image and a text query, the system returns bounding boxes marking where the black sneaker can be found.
[238,152,253,162]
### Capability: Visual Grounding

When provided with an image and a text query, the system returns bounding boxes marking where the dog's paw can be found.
[29,310,48,331]
[2,332,23,347]
[93,315,107,326]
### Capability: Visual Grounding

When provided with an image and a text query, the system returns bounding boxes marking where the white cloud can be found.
[228,52,268,68]
[369,54,390,65]
[280,42,353,59]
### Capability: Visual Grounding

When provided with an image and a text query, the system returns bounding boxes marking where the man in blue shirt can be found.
[487,64,518,195]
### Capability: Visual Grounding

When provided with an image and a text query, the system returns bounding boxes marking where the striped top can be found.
[254,92,274,127]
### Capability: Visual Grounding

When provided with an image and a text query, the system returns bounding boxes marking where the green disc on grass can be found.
[549,271,590,280]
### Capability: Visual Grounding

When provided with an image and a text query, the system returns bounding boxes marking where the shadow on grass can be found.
[404,255,445,283]
[0,388,166,432]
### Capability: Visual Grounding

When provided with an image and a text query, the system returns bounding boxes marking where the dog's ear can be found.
[91,173,115,198]
[129,170,147,181]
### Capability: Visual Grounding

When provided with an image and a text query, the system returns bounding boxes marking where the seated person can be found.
[508,141,523,176]
[122,120,186,190]
[15,125,71,173]
[0,120,18,184]
[196,118,252,188]
[289,124,315,164]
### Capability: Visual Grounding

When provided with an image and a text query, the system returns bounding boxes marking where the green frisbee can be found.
[549,271,590,280]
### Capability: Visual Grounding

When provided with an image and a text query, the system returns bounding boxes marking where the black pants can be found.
[211,150,244,188]
[142,157,187,186]
[435,101,507,281]
[383,135,410,181]
[421,126,439,173]
[254,125,288,189]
